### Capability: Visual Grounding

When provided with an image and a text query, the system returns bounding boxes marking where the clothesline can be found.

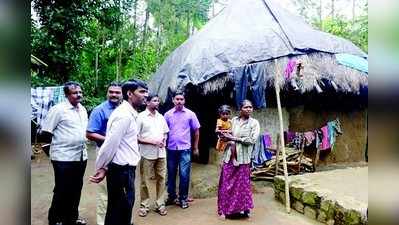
[284,118,343,151]
[31,86,66,129]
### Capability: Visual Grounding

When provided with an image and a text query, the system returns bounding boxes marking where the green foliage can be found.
[32,0,96,82]
[292,0,368,53]
[31,0,212,108]
[312,15,368,52]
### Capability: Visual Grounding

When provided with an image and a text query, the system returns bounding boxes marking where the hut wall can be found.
[287,106,367,164]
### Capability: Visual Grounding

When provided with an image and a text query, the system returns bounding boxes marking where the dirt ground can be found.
[31,145,322,225]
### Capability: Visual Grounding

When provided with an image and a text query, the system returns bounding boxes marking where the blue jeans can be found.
[166,149,191,202]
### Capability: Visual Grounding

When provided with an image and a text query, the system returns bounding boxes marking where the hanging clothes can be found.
[327,118,343,150]
[292,132,304,150]
[320,125,331,150]
[315,128,323,150]
[232,63,266,109]
[251,134,273,168]
[284,131,296,145]
[263,132,272,148]
[31,86,66,129]
[303,131,316,146]
[284,59,296,80]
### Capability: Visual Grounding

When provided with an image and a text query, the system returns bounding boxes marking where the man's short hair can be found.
[122,79,148,100]
[147,94,159,102]
[173,91,185,98]
[107,81,122,89]
[63,81,81,96]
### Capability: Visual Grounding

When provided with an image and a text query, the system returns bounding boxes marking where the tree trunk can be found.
[186,11,190,37]
[116,56,119,81]
[142,4,150,48]
[118,47,122,80]
[156,25,161,66]
[95,49,98,88]
[319,0,323,29]
[132,0,138,56]
[352,0,356,23]
[212,0,215,18]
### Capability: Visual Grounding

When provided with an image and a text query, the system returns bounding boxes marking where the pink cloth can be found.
[320,126,331,150]
[263,133,272,148]
[303,131,315,146]
[284,59,297,80]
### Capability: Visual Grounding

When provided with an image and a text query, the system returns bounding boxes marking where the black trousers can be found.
[48,160,87,225]
[105,163,136,225]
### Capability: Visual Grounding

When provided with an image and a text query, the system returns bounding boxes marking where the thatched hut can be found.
[149,0,368,165]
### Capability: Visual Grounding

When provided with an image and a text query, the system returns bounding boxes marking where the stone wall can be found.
[273,172,368,225]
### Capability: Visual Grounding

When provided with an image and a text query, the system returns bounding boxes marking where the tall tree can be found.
[32,0,96,82]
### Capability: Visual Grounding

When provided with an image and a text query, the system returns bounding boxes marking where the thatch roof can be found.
[149,0,367,101]
[199,52,367,95]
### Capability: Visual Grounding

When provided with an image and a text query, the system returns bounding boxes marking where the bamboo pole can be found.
[274,81,291,213]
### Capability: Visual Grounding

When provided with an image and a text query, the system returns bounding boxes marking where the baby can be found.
[215,105,238,166]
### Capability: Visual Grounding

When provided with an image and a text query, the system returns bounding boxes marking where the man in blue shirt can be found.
[86,82,122,225]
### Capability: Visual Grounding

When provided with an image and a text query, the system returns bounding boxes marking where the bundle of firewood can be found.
[251,147,314,181]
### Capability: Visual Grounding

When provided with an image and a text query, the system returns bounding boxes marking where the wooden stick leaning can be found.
[274,81,291,213]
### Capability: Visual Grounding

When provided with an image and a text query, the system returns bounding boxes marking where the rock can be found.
[334,204,346,225]
[274,190,281,201]
[273,176,285,192]
[302,191,320,207]
[290,186,303,200]
[294,201,304,213]
[279,191,286,204]
[344,209,361,225]
[321,199,336,220]
[326,219,335,225]
[304,206,317,220]
[317,210,327,223]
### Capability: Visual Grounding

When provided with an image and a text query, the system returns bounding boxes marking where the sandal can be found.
[156,205,167,216]
[138,207,149,217]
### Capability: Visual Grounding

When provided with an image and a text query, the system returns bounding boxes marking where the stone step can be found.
[273,167,368,225]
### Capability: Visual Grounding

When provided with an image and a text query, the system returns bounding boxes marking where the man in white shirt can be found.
[137,94,169,217]
[41,81,88,225]
[90,79,148,225]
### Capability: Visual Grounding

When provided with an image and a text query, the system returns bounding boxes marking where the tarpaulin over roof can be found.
[148,0,366,100]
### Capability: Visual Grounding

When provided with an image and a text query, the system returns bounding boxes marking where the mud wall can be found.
[287,106,367,164]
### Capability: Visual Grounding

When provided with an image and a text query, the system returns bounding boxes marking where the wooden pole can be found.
[275,134,280,176]
[274,82,291,213]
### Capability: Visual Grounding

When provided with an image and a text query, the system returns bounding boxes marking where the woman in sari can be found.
[217,99,260,219]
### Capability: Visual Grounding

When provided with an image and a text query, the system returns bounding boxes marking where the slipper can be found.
[138,207,148,217]
[75,217,87,225]
[156,205,167,216]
